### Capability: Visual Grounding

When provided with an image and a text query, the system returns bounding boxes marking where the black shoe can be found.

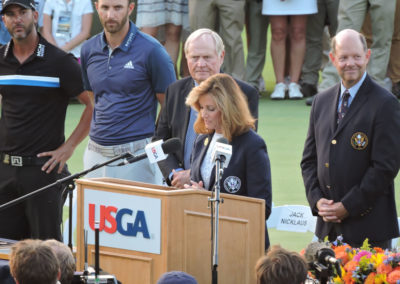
[392,81,400,99]
[300,83,318,98]
[305,95,315,106]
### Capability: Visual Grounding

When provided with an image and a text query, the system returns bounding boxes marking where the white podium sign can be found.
[83,189,161,254]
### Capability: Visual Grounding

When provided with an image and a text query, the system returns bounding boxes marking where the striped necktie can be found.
[337,89,350,124]
[184,108,198,169]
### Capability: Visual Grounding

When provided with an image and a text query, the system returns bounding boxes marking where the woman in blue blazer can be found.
[184,73,272,222]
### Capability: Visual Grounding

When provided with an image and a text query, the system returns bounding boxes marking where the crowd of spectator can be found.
[6,239,307,284]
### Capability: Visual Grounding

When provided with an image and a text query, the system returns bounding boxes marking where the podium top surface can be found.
[75,178,265,204]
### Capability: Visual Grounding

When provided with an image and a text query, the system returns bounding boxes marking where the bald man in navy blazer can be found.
[155,29,259,188]
[301,29,400,248]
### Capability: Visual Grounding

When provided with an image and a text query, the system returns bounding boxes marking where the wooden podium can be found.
[76,178,265,284]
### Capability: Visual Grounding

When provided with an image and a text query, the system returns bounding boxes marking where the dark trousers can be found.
[0,163,69,241]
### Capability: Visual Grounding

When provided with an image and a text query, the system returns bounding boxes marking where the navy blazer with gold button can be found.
[301,74,400,245]
[190,130,272,220]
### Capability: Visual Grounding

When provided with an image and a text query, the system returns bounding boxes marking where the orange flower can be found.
[344,260,358,273]
[387,270,400,284]
[365,272,376,284]
[343,271,355,284]
[334,244,352,255]
[336,251,350,265]
[374,247,384,254]
[377,263,393,275]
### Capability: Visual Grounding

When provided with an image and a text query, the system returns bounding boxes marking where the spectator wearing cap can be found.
[157,271,198,284]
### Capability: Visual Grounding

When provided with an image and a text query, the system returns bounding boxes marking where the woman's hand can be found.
[184,180,205,190]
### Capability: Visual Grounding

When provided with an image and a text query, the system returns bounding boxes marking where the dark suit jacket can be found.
[155,76,259,184]
[301,75,400,245]
[190,130,271,219]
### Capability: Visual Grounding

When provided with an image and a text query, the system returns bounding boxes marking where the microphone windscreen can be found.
[162,138,182,154]
[304,242,330,263]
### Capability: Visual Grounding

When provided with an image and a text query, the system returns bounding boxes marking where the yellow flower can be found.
[374,273,387,284]
[371,252,386,268]
[333,276,344,284]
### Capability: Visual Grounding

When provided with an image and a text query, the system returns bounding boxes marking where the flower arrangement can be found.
[308,237,400,284]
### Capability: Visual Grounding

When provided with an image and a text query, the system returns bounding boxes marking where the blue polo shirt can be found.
[80,21,176,146]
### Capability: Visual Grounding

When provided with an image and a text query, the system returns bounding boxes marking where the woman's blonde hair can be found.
[185,73,255,142]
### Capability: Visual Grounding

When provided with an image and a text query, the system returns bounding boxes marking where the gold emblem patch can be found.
[204,137,209,146]
[351,132,368,150]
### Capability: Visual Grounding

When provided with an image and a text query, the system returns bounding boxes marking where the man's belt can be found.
[88,138,149,157]
[1,153,49,167]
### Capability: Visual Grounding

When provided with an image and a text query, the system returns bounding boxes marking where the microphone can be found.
[305,242,340,265]
[317,248,341,266]
[305,242,341,277]
[117,138,181,166]
[211,137,232,169]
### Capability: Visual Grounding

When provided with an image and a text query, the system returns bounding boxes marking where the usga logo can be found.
[88,203,150,239]
[151,146,158,159]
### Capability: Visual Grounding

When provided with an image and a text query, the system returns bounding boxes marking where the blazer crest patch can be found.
[223,176,241,193]
[351,132,368,150]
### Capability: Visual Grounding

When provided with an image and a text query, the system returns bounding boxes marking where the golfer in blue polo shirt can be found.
[80,0,176,184]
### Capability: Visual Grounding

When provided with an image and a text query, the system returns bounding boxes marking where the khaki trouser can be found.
[244,0,269,88]
[301,0,339,85]
[189,0,246,80]
[388,0,400,83]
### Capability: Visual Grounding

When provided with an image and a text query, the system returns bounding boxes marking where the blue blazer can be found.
[301,74,400,245]
[190,130,272,220]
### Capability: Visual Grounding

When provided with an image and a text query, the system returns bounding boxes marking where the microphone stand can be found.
[0,152,132,250]
[209,155,226,284]
[311,261,330,284]
[68,183,74,250]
